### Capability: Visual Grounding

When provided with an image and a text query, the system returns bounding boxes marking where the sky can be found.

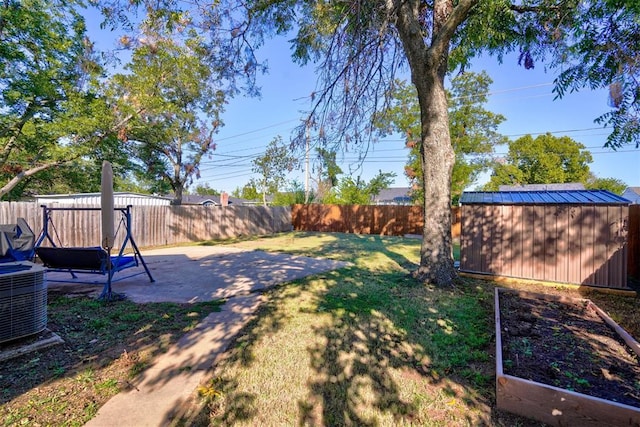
[87,10,640,195]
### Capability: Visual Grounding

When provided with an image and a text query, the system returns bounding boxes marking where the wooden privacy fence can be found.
[291,204,461,239]
[0,202,292,249]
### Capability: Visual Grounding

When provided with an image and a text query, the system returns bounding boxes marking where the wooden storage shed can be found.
[459,190,630,289]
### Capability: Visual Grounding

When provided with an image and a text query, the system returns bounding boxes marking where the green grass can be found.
[186,232,639,426]
[1,296,225,427]
[5,231,636,426]
[181,232,504,426]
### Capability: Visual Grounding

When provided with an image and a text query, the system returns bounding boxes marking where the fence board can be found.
[291,204,461,239]
[0,202,291,249]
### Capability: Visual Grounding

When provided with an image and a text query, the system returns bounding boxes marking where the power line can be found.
[213,119,299,143]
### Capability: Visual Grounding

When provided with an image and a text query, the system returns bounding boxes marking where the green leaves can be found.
[0,0,115,199]
[324,170,395,205]
[381,72,506,204]
[251,136,299,205]
[485,133,593,190]
[110,31,227,202]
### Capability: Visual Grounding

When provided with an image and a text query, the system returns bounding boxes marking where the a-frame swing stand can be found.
[35,205,154,300]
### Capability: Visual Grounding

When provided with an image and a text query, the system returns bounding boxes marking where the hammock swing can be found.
[34,205,154,299]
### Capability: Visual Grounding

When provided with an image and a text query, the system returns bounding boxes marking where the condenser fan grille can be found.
[0,264,47,344]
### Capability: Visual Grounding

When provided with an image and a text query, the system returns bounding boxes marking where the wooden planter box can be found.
[495,288,640,426]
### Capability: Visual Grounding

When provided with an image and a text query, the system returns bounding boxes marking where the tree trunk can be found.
[393,0,466,286]
[413,70,457,286]
[173,183,183,205]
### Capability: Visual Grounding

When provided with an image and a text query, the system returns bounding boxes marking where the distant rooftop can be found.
[372,187,413,205]
[622,187,640,204]
[180,194,247,206]
[460,190,630,205]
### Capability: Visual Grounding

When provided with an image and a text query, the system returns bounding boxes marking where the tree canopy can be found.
[0,0,269,200]
[324,170,396,205]
[0,0,119,199]
[484,133,593,190]
[111,29,226,204]
[313,148,343,203]
[381,71,507,204]
[250,136,299,206]
[584,176,627,195]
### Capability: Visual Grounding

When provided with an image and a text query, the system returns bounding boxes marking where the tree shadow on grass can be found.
[196,269,517,425]
[178,236,539,426]
[301,312,424,425]
[298,271,496,426]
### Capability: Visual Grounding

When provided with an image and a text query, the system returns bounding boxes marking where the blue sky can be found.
[88,12,640,194]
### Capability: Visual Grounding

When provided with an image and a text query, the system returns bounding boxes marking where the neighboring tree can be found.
[251,136,299,206]
[585,175,627,195]
[0,0,121,199]
[484,133,592,190]
[554,1,640,148]
[324,170,395,205]
[232,182,260,201]
[111,28,226,205]
[271,180,309,206]
[192,183,221,196]
[381,72,508,205]
[313,148,343,203]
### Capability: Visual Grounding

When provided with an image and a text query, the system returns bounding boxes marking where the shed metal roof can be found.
[459,190,630,205]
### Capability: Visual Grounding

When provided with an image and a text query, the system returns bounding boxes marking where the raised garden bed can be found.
[495,288,640,426]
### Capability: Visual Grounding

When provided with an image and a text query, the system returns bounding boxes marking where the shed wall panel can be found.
[543,206,557,282]
[501,205,514,277]
[567,206,582,284]
[481,207,492,273]
[581,206,596,285]
[593,206,609,286]
[472,205,483,272]
[488,206,502,274]
[512,206,524,278]
[460,201,629,289]
[521,206,534,279]
[556,206,570,284]
[629,205,640,278]
[532,206,545,280]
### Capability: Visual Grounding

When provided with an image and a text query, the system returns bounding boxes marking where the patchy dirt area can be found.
[0,291,225,426]
[499,290,640,408]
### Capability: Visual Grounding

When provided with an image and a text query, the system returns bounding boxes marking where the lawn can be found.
[182,232,640,426]
[2,232,638,426]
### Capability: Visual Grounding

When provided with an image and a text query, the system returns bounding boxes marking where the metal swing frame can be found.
[34,205,154,299]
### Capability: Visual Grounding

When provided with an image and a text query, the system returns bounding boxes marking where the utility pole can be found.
[304,122,310,204]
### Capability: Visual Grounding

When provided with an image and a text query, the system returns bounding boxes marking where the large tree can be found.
[484,133,593,190]
[381,71,507,204]
[0,0,121,199]
[244,0,639,286]
[111,28,227,204]
[95,0,640,285]
[99,0,272,203]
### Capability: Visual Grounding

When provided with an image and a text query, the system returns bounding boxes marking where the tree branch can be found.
[429,0,478,63]
[0,160,69,198]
